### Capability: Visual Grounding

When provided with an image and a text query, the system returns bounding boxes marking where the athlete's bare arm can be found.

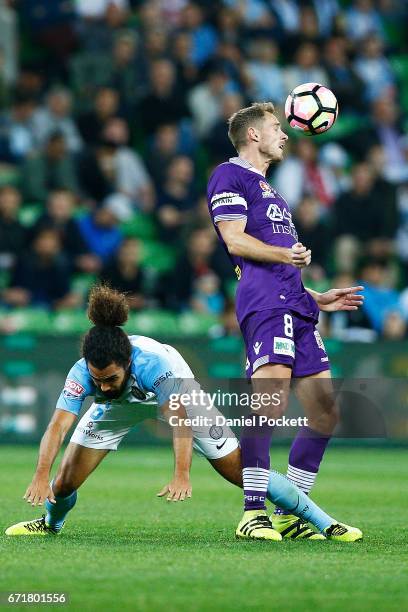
[218,219,311,268]
[24,409,77,506]
[158,400,193,502]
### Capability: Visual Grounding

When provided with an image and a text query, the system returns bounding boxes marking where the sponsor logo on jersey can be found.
[234,265,241,280]
[314,330,326,351]
[78,427,103,441]
[266,203,299,241]
[153,371,174,388]
[63,379,85,398]
[273,337,295,358]
[266,202,292,222]
[253,341,263,355]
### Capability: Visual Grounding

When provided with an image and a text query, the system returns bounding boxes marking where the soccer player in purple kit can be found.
[207,102,364,541]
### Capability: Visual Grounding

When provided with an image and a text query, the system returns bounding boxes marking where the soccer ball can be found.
[284,83,338,135]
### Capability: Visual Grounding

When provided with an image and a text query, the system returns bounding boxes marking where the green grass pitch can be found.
[1,445,407,611]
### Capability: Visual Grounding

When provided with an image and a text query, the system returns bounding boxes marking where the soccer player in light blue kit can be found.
[5,286,361,541]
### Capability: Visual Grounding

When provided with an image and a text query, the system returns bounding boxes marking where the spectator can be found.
[141,28,169,63]
[188,67,230,137]
[270,0,300,34]
[77,194,129,263]
[318,143,351,199]
[146,123,181,187]
[282,5,324,61]
[179,3,218,68]
[78,139,118,202]
[108,31,146,110]
[272,139,337,209]
[32,87,83,153]
[216,7,241,46]
[100,237,147,310]
[76,87,120,146]
[283,42,329,94]
[158,0,189,28]
[310,0,340,37]
[29,189,101,274]
[243,39,285,104]
[361,98,408,184]
[136,59,190,135]
[212,41,245,91]
[102,117,155,211]
[0,0,17,86]
[191,272,225,315]
[395,181,408,268]
[0,94,37,163]
[161,227,217,310]
[19,0,78,81]
[324,37,365,114]
[353,34,395,102]
[224,0,276,33]
[359,258,402,333]
[382,311,407,340]
[206,92,243,164]
[0,186,26,270]
[366,144,399,245]
[333,162,396,272]
[345,0,385,42]
[13,65,45,102]
[327,272,375,341]
[294,196,332,269]
[333,163,376,243]
[2,228,79,310]
[21,132,79,202]
[76,0,129,51]
[171,31,199,91]
[156,155,197,243]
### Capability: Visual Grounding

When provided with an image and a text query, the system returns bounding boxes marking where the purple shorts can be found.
[241,309,330,378]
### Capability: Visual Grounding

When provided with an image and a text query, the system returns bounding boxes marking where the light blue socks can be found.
[45,482,77,531]
[267,470,334,532]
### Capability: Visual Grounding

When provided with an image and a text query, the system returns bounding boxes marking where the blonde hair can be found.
[227,102,275,151]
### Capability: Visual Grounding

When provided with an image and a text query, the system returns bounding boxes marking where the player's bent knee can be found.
[309,408,339,435]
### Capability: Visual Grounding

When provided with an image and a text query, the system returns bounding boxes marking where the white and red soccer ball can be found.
[285,83,338,135]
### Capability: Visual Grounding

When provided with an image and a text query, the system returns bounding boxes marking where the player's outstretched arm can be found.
[23,409,77,507]
[306,286,364,312]
[218,219,311,268]
[158,400,193,502]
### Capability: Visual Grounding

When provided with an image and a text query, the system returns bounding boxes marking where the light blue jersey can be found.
[56,335,194,416]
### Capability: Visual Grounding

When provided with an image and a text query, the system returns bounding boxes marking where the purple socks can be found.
[275,425,331,515]
[241,415,273,511]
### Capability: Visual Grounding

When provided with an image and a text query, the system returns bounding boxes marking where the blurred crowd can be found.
[0,0,407,341]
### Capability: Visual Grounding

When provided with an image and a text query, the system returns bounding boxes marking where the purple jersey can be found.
[207,157,319,325]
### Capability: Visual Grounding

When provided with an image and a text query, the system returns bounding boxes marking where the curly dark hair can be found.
[81,285,132,369]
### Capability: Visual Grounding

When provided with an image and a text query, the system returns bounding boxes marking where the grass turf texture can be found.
[1,446,407,612]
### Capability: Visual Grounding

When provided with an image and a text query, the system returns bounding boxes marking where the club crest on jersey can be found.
[259,180,272,198]
[259,180,275,198]
[63,379,85,398]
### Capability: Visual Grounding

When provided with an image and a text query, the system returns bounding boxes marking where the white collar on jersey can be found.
[228,156,264,176]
